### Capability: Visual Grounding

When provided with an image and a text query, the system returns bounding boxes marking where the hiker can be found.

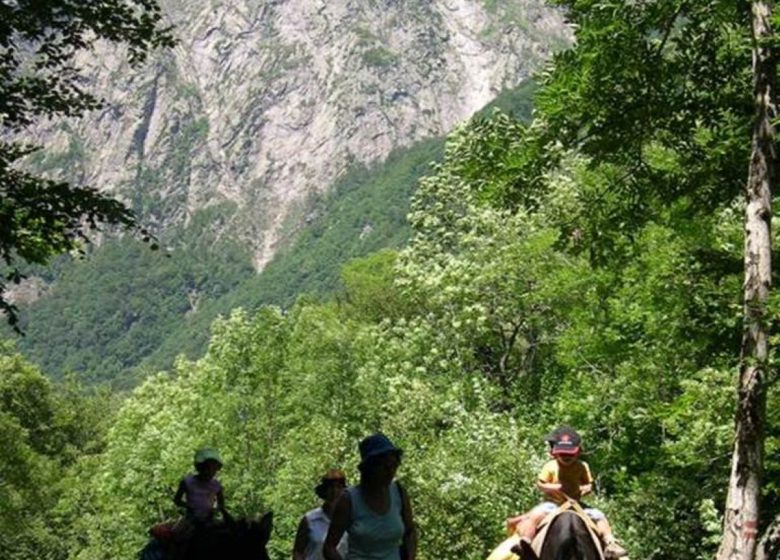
[323,433,417,560]
[293,469,349,560]
[510,427,627,559]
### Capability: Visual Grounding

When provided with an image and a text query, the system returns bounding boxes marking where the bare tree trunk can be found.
[756,515,780,560]
[716,2,775,559]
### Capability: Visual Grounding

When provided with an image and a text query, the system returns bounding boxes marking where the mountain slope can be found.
[27,0,567,267]
[13,82,536,386]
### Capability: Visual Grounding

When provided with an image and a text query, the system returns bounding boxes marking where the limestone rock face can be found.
[30,0,569,269]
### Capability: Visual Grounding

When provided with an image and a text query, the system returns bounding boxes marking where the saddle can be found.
[150,521,177,544]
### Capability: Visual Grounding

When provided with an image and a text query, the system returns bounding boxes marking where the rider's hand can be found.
[547,483,564,497]
[549,485,568,501]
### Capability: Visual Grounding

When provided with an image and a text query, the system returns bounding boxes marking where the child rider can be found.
[511,427,627,559]
[174,447,231,527]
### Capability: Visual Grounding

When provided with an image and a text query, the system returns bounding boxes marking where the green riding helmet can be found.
[194,447,223,467]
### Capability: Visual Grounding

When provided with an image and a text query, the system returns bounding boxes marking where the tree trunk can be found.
[716,2,775,559]
[756,515,780,560]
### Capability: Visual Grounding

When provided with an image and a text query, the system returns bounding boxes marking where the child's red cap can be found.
[547,426,582,455]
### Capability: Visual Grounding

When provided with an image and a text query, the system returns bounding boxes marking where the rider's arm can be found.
[399,484,417,560]
[536,480,566,501]
[578,461,594,498]
[536,461,566,501]
[173,479,187,510]
[292,516,309,560]
[216,486,234,523]
[506,513,528,534]
[323,493,351,560]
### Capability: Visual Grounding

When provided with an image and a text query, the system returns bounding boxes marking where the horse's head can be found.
[235,511,274,560]
[538,511,602,560]
[258,511,273,543]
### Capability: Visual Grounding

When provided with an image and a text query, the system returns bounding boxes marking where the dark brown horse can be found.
[185,513,273,560]
[141,512,273,560]
[512,508,603,560]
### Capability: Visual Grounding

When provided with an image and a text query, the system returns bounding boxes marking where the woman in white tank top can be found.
[293,469,349,560]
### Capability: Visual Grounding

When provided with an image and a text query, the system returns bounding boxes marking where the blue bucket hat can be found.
[358,433,403,468]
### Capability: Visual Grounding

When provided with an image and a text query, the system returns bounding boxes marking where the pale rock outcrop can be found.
[28,0,569,269]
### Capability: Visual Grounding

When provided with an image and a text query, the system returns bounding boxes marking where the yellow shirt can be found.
[537,459,593,504]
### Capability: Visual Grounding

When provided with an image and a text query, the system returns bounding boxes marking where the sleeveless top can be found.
[346,482,404,560]
[183,474,222,521]
[304,507,348,560]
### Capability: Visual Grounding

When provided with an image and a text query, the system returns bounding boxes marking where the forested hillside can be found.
[10,136,442,386]
[2,1,779,560]
[11,82,536,387]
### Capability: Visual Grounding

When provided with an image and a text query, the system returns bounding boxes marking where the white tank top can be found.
[305,507,348,560]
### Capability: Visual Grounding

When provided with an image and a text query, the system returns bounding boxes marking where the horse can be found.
[141,512,273,560]
[511,503,604,560]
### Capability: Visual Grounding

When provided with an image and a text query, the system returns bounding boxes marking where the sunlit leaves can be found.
[0,344,112,559]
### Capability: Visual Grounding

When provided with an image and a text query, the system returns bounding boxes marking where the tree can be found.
[718,2,776,558]
[495,1,775,555]
[0,342,115,559]
[398,121,588,405]
[0,0,174,328]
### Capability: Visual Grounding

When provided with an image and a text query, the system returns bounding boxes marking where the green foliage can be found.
[10,87,779,560]
[362,46,398,68]
[475,81,537,122]
[340,249,410,322]
[0,343,114,559]
[504,0,752,220]
[13,212,255,387]
[398,145,589,405]
[0,0,174,328]
[4,4,778,555]
[69,303,544,560]
[10,136,447,384]
[497,4,778,553]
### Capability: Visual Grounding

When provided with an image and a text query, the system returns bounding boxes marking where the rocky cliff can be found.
[30,0,569,269]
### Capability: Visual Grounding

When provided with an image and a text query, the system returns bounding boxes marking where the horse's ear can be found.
[257,511,273,543]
